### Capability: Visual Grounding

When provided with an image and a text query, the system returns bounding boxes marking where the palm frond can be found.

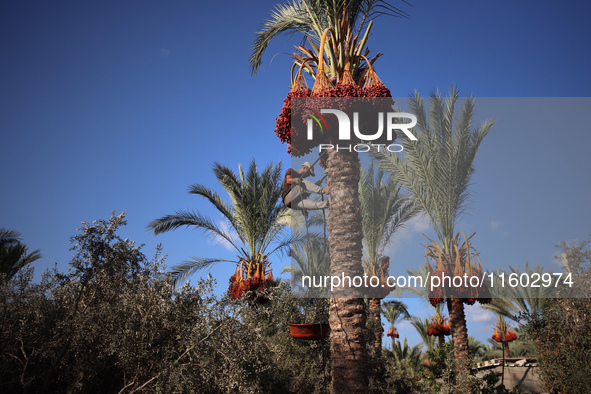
[0,228,21,247]
[147,211,240,253]
[411,317,435,351]
[170,257,236,288]
[250,0,315,74]
[359,161,418,270]
[249,0,410,74]
[149,158,291,287]
[371,86,495,251]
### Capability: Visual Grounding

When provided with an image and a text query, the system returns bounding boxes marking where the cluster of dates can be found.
[427,261,492,307]
[228,256,275,301]
[427,316,451,337]
[425,233,492,307]
[364,256,395,298]
[492,323,517,343]
[275,81,394,160]
[386,327,399,339]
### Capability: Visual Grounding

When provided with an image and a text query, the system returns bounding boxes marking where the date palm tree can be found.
[482,262,552,324]
[382,300,410,350]
[282,233,330,296]
[372,87,495,379]
[251,1,409,391]
[359,161,416,357]
[148,159,293,288]
[391,335,423,372]
[411,317,435,352]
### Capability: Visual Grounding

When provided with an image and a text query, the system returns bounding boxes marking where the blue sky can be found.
[2,0,590,349]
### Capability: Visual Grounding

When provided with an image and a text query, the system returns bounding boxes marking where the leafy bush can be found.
[0,213,332,393]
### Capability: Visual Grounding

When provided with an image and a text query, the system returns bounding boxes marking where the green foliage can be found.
[529,298,591,393]
[421,342,456,392]
[0,213,333,393]
[419,343,517,394]
[0,227,42,284]
[368,348,426,393]
[359,161,417,272]
[240,284,331,393]
[371,86,495,252]
[249,0,409,74]
[525,237,591,393]
[148,159,293,287]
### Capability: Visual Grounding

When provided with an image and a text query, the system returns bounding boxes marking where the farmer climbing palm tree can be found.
[281,161,329,210]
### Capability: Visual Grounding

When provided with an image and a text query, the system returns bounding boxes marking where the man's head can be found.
[301,161,315,177]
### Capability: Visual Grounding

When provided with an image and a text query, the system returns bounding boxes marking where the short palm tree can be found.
[426,303,451,348]
[391,336,423,372]
[0,228,42,284]
[382,300,410,350]
[483,262,552,324]
[282,233,330,296]
[148,160,293,290]
[372,86,495,376]
[359,161,416,356]
[411,317,436,352]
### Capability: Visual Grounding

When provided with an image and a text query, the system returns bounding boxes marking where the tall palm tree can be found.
[359,161,416,357]
[251,1,409,391]
[148,159,293,289]
[0,228,42,284]
[372,87,495,374]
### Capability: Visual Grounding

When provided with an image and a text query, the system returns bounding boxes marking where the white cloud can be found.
[383,215,432,257]
[464,304,495,324]
[490,220,502,230]
[209,220,236,251]
[397,319,413,331]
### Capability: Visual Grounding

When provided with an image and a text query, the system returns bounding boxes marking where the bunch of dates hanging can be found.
[274,27,396,165]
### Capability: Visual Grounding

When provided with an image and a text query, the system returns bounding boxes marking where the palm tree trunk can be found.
[326,149,368,393]
[503,342,510,359]
[447,297,470,384]
[369,297,383,358]
[438,334,445,348]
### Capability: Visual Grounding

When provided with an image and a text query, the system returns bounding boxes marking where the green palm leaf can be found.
[148,159,291,287]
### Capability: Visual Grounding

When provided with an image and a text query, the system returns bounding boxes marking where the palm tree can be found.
[359,161,416,357]
[282,233,330,296]
[249,0,408,76]
[0,228,42,284]
[483,262,552,324]
[391,336,423,372]
[468,336,489,362]
[382,300,409,350]
[0,229,20,246]
[251,1,409,391]
[426,303,451,348]
[372,87,495,376]
[148,159,293,289]
[411,317,436,352]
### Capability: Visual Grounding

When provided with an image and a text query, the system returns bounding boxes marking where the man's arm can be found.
[286,171,301,186]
